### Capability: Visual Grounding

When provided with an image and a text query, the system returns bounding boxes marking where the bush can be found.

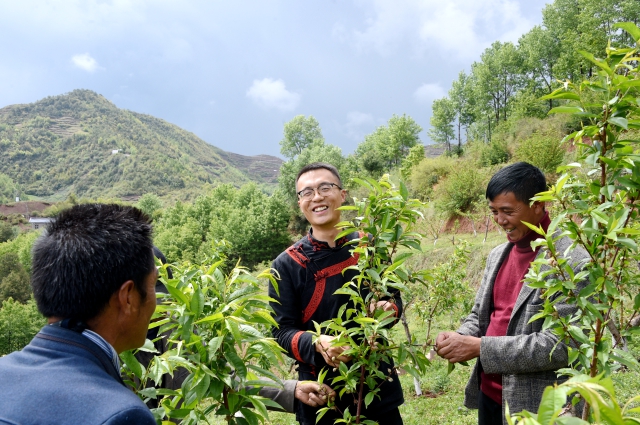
[514,130,566,175]
[409,156,456,200]
[433,161,489,217]
[154,184,291,268]
[479,140,510,167]
[0,298,45,355]
[0,252,31,304]
[0,221,14,243]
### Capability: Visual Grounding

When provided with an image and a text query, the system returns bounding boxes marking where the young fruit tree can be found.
[312,176,432,424]
[121,252,286,425]
[512,22,640,422]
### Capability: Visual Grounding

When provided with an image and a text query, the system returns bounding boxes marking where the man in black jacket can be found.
[269,163,405,425]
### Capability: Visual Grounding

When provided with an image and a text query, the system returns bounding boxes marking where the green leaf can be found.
[614,22,640,43]
[120,350,143,379]
[207,336,223,357]
[165,284,189,306]
[224,347,247,379]
[608,117,629,129]
[195,312,224,324]
[578,50,613,76]
[364,391,375,408]
[226,317,243,343]
[549,106,585,114]
[189,287,205,317]
[540,91,580,101]
[537,385,569,424]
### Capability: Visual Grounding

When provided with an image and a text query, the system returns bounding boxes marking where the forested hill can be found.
[0,89,282,200]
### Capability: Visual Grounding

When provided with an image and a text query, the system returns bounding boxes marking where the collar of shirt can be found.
[81,329,121,371]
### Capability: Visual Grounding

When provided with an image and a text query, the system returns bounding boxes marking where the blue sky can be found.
[0,0,549,157]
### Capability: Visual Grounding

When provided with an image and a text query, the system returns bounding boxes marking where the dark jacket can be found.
[0,325,156,425]
[269,231,404,424]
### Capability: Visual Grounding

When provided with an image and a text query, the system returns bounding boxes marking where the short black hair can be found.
[296,162,342,187]
[31,204,154,321]
[486,162,547,203]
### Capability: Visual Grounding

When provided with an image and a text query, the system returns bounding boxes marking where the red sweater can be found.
[480,212,550,404]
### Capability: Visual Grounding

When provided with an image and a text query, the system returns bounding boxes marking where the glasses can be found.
[297,182,342,200]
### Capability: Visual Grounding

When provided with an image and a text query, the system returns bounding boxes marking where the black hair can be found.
[31,204,154,321]
[486,162,547,203]
[296,162,342,187]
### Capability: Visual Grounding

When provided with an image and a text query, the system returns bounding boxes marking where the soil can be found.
[0,201,52,217]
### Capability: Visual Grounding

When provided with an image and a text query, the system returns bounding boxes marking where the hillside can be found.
[0,90,282,200]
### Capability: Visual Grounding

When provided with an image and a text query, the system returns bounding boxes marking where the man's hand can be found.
[315,334,351,367]
[294,381,336,407]
[369,300,397,315]
[435,331,480,363]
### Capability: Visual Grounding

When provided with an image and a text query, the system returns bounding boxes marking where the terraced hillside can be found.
[0,90,282,199]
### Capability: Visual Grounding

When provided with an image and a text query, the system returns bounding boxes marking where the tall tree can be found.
[471,41,523,124]
[518,25,562,110]
[448,71,476,150]
[428,97,455,152]
[279,115,324,160]
[386,114,422,166]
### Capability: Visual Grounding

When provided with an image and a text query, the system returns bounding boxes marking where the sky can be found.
[0,0,550,157]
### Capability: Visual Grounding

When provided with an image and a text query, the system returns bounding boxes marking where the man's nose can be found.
[312,189,324,200]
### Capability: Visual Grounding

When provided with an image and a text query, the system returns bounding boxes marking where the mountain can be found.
[0,89,282,200]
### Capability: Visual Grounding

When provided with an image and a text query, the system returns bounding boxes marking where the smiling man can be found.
[435,162,588,425]
[269,162,404,425]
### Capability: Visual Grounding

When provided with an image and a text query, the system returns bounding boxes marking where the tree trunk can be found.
[400,310,422,396]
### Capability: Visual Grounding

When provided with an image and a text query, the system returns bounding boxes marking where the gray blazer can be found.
[457,234,588,423]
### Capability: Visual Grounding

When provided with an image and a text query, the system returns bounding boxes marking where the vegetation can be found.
[429,0,640,149]
[154,183,291,268]
[122,253,286,424]
[0,298,45,356]
[517,22,640,421]
[0,89,280,200]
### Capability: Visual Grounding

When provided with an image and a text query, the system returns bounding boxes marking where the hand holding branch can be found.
[435,331,480,363]
[315,334,351,367]
[295,381,336,407]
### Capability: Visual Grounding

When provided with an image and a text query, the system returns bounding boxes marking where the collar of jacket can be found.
[34,324,125,386]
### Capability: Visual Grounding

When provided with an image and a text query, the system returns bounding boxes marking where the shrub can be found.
[479,140,510,167]
[433,160,489,217]
[0,252,31,304]
[408,156,456,200]
[514,130,566,174]
[0,298,45,355]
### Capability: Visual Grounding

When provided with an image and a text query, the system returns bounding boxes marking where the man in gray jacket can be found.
[436,162,588,424]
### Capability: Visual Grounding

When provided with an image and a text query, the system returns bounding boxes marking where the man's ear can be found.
[533,201,545,215]
[115,280,136,315]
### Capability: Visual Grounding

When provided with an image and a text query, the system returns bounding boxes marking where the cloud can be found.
[344,111,374,140]
[342,0,540,60]
[71,53,101,72]
[246,78,301,111]
[413,83,445,104]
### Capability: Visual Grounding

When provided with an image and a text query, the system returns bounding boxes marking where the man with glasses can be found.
[269,162,404,425]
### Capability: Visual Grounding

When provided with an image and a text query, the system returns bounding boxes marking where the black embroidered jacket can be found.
[269,230,404,420]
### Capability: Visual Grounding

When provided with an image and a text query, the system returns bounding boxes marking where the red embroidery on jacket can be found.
[301,253,359,323]
[291,331,305,362]
[285,245,308,268]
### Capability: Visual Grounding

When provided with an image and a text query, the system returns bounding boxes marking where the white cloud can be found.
[342,0,540,60]
[413,83,445,104]
[344,111,374,140]
[71,53,101,72]
[246,78,301,111]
